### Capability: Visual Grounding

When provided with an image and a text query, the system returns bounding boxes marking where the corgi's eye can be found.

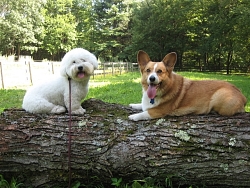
[157,70,162,74]
[146,69,151,72]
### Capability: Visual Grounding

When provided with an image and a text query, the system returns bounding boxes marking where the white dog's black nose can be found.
[78,66,83,71]
[149,75,155,82]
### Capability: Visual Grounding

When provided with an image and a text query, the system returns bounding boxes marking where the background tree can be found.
[189,0,250,73]
[128,0,250,72]
[0,0,44,59]
[41,0,77,60]
[72,0,97,52]
[202,0,238,73]
[129,0,195,65]
[1,0,250,71]
[229,0,250,72]
[92,0,133,61]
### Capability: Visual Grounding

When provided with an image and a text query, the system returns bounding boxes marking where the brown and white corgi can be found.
[129,50,247,121]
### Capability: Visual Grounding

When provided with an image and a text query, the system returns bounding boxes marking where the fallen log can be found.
[0,98,250,187]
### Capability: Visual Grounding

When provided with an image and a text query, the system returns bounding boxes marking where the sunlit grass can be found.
[87,72,142,105]
[0,89,26,112]
[0,71,249,112]
[88,71,250,112]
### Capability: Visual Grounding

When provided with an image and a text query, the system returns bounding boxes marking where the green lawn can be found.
[87,71,250,112]
[86,72,142,105]
[0,71,249,113]
[0,89,26,113]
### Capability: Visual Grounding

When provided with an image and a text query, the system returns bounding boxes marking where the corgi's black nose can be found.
[78,66,83,71]
[149,75,155,82]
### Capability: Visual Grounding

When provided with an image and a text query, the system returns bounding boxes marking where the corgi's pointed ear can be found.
[162,52,177,72]
[137,50,151,71]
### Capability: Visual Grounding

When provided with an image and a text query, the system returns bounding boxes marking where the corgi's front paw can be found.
[129,103,142,110]
[128,114,141,121]
[128,111,151,121]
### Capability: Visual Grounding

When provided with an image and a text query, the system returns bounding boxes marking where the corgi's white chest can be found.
[141,90,160,111]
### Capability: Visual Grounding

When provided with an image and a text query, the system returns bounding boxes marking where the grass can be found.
[87,71,250,112]
[0,71,249,113]
[86,72,142,105]
[0,174,180,188]
[0,174,23,188]
[0,89,26,113]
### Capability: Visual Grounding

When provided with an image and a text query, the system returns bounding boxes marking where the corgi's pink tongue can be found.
[147,85,157,99]
[77,72,85,78]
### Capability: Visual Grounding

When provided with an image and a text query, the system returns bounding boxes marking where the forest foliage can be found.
[1,0,250,72]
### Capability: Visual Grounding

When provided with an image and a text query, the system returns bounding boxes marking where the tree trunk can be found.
[0,99,250,187]
[226,51,233,75]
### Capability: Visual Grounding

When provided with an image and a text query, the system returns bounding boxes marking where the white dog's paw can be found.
[129,103,142,110]
[71,107,86,115]
[128,111,151,121]
[51,105,66,114]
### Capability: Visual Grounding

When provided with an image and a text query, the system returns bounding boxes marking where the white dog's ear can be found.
[92,59,98,70]
[60,67,68,77]
[89,54,98,70]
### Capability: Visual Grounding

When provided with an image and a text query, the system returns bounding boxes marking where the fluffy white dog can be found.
[22,48,98,114]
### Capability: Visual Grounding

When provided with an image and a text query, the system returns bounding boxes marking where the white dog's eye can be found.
[73,61,76,63]
[81,59,86,62]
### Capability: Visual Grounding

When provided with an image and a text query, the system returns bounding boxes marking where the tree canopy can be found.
[0,0,250,72]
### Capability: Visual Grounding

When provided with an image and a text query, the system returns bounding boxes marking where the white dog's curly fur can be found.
[22,48,98,114]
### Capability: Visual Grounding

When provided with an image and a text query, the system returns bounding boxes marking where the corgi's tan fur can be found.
[129,50,247,121]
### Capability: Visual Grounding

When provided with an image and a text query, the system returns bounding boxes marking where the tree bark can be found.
[0,99,250,187]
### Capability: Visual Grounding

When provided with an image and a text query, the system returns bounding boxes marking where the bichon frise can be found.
[22,48,98,114]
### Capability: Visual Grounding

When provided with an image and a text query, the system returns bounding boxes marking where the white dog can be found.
[22,48,98,114]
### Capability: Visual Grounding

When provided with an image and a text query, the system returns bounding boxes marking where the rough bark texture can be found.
[0,98,250,187]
